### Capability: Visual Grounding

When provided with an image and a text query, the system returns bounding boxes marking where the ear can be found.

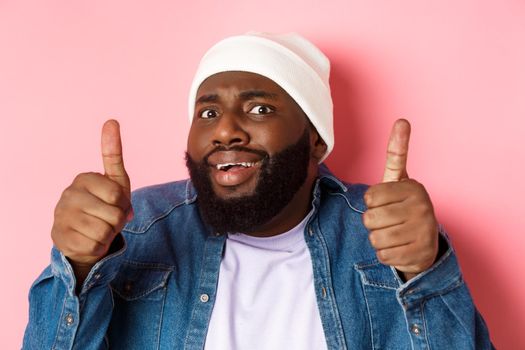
[309,126,328,162]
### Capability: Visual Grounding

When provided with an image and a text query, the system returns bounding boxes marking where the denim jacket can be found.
[23,166,493,349]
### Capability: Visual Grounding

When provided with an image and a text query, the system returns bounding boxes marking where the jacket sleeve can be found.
[395,227,494,350]
[22,239,126,350]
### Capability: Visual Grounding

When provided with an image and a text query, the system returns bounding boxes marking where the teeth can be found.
[216,162,256,170]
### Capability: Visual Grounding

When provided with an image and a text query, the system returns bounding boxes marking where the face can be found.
[186,71,326,235]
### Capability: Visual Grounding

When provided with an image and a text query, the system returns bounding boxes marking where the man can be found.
[23,32,492,349]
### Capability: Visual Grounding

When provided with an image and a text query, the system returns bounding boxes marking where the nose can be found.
[212,112,249,147]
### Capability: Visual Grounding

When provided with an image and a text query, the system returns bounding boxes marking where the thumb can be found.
[101,119,131,194]
[382,118,411,183]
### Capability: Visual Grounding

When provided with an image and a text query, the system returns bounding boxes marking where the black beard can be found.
[185,129,311,235]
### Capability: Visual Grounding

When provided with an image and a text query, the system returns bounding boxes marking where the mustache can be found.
[203,146,269,165]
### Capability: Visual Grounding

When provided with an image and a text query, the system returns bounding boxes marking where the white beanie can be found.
[188,32,334,162]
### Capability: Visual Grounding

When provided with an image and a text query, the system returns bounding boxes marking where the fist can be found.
[363,119,439,280]
[51,120,132,271]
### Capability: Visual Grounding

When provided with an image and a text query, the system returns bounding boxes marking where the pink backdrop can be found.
[1,1,524,348]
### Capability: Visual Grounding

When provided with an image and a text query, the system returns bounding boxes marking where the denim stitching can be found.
[51,291,68,350]
[359,280,376,350]
[355,261,382,269]
[123,200,189,234]
[328,192,365,214]
[185,179,198,204]
[353,264,399,290]
[408,279,463,305]
[421,299,432,350]
[111,279,169,301]
[103,334,109,349]
[320,174,348,192]
[363,281,399,290]
[436,286,474,345]
[121,260,174,270]
[184,237,212,349]
[313,220,348,350]
[401,301,416,350]
[390,265,406,286]
[110,263,172,301]
[155,286,168,350]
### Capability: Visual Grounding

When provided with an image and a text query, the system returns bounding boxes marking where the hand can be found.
[51,120,132,282]
[363,119,438,281]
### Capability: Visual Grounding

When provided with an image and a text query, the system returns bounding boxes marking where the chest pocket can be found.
[108,261,173,349]
[355,259,411,349]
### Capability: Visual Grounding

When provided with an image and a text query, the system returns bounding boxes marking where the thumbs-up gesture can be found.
[363,119,439,281]
[51,120,132,284]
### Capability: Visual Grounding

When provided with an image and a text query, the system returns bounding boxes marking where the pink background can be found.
[1,1,524,348]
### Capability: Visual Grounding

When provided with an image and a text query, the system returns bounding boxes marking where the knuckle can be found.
[89,223,112,244]
[112,208,127,225]
[84,240,105,256]
[368,232,378,247]
[106,187,123,205]
[388,229,400,240]
[376,249,389,264]
[73,173,85,183]
[53,203,65,218]
[97,223,115,244]
[73,172,93,184]
[50,227,64,248]
[364,190,373,207]
[102,223,114,237]
[363,211,374,227]
[423,220,438,237]
[407,178,420,187]
[60,186,75,201]
[413,201,430,216]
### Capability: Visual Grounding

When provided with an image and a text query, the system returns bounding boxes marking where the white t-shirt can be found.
[204,212,328,349]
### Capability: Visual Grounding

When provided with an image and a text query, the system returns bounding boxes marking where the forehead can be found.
[196,71,292,99]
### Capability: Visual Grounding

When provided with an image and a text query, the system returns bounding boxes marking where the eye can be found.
[199,109,219,119]
[248,105,274,115]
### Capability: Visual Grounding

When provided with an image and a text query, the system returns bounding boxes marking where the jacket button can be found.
[411,324,421,335]
[200,294,209,303]
[65,314,74,326]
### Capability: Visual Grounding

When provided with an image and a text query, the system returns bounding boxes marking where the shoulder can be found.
[123,179,197,234]
[318,164,369,214]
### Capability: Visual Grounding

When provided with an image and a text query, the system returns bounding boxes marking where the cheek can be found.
[248,123,304,153]
[187,127,211,159]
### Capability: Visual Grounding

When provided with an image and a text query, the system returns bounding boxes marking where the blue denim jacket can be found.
[23,166,493,349]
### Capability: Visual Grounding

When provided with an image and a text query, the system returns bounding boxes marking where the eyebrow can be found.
[196,94,219,104]
[238,90,278,101]
[195,90,279,105]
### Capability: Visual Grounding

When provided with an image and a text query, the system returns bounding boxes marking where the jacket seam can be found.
[421,298,432,350]
[313,221,348,350]
[327,192,365,214]
[123,201,191,234]
[51,292,68,350]
[437,289,475,347]
[156,285,168,350]
[359,278,376,350]
[417,279,464,302]
[111,269,172,301]
[183,237,211,349]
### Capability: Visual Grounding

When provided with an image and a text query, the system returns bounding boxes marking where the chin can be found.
[211,180,259,199]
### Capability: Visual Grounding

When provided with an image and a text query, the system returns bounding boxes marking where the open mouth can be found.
[215,162,258,171]
[209,160,262,188]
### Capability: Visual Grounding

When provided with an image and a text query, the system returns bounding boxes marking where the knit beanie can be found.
[188,32,334,162]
